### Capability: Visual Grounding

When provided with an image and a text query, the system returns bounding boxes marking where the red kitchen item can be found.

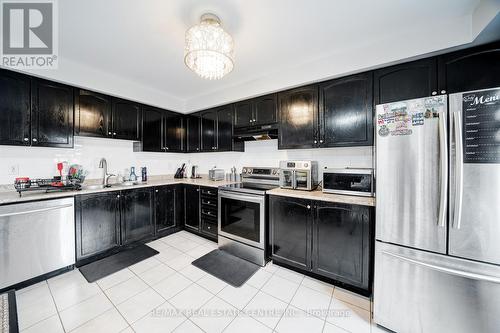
[57,162,64,178]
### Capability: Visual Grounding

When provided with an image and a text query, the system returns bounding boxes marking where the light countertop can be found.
[267,188,376,207]
[0,176,238,205]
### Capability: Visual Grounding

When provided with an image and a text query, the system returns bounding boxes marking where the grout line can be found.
[45,279,68,333]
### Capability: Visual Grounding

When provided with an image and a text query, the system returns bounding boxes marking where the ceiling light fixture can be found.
[184,13,234,80]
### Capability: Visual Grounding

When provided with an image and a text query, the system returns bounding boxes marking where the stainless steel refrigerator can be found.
[374,88,500,333]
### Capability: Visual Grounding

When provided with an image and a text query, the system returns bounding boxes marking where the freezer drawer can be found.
[0,198,75,289]
[374,241,500,333]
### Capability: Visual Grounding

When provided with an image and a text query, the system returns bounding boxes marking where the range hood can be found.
[233,124,278,141]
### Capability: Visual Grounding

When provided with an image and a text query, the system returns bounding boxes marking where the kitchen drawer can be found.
[201,207,217,219]
[200,187,217,198]
[201,197,217,207]
[201,219,217,237]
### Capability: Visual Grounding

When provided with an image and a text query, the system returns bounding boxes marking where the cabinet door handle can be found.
[432,91,437,96]
[207,225,211,230]
[113,132,117,136]
[441,90,446,94]
[108,131,112,135]
[117,195,120,198]
[23,137,29,142]
[307,205,311,209]
[155,189,158,193]
[32,138,38,142]
[319,139,323,143]
[314,140,317,144]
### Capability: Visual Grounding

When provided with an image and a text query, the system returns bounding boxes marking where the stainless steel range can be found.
[218,167,280,266]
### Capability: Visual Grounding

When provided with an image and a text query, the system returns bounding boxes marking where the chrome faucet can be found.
[98,158,115,187]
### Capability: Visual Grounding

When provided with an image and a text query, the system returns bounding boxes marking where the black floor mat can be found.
[1,290,18,333]
[191,250,260,287]
[79,245,159,283]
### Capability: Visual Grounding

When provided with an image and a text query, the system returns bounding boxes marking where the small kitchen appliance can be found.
[209,167,225,181]
[279,160,318,191]
[322,168,374,196]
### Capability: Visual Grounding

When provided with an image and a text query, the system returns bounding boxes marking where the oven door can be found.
[218,190,265,249]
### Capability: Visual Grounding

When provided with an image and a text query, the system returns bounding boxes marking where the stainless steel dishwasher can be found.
[0,198,75,289]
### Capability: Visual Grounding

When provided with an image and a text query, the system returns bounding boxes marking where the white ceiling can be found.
[20,0,500,113]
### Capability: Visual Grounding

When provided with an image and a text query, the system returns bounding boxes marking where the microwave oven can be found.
[322,168,374,197]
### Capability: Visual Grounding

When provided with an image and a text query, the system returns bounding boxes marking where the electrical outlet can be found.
[8,164,19,176]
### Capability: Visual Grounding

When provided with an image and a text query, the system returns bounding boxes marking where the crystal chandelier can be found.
[184,14,234,80]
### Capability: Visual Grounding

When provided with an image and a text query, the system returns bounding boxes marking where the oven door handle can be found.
[219,191,265,203]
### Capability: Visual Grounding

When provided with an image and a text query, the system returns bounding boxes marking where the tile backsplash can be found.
[0,137,373,185]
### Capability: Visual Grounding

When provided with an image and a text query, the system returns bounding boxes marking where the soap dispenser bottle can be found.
[129,167,137,182]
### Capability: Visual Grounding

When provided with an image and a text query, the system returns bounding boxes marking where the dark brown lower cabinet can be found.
[270,196,312,270]
[121,188,155,245]
[183,185,218,240]
[312,201,371,290]
[269,195,373,293]
[155,186,176,235]
[75,192,120,262]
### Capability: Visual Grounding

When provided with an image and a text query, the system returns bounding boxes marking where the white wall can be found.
[0,137,372,185]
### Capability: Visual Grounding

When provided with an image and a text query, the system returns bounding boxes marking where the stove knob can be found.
[248,169,252,174]
[242,168,247,174]
[304,163,308,167]
[272,169,277,175]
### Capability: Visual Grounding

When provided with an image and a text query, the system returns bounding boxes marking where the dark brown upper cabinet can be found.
[216,105,234,151]
[141,106,163,152]
[0,69,31,146]
[319,72,373,147]
[200,109,217,151]
[234,100,253,128]
[374,57,438,106]
[438,41,500,94]
[163,111,184,152]
[234,93,277,128]
[185,115,201,152]
[111,98,141,140]
[31,79,74,148]
[140,107,184,153]
[75,89,111,138]
[254,94,278,125]
[278,85,319,149]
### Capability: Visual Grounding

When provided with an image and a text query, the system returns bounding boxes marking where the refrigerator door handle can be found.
[382,251,500,284]
[452,111,464,229]
[438,111,448,227]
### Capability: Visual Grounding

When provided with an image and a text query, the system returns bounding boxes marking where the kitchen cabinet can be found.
[75,192,120,262]
[200,187,218,239]
[163,112,184,152]
[75,89,112,138]
[0,69,31,146]
[438,41,500,94]
[216,105,234,151]
[184,185,200,231]
[319,73,373,147]
[269,195,373,293]
[270,196,312,270]
[141,106,164,152]
[186,115,201,152]
[111,98,141,140]
[120,188,155,245]
[155,186,176,236]
[183,185,218,240]
[278,85,318,149]
[200,109,217,151]
[374,57,438,105]
[312,201,371,290]
[234,100,253,127]
[234,94,277,128]
[31,79,74,148]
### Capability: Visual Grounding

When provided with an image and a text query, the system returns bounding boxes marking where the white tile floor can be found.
[16,230,385,333]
